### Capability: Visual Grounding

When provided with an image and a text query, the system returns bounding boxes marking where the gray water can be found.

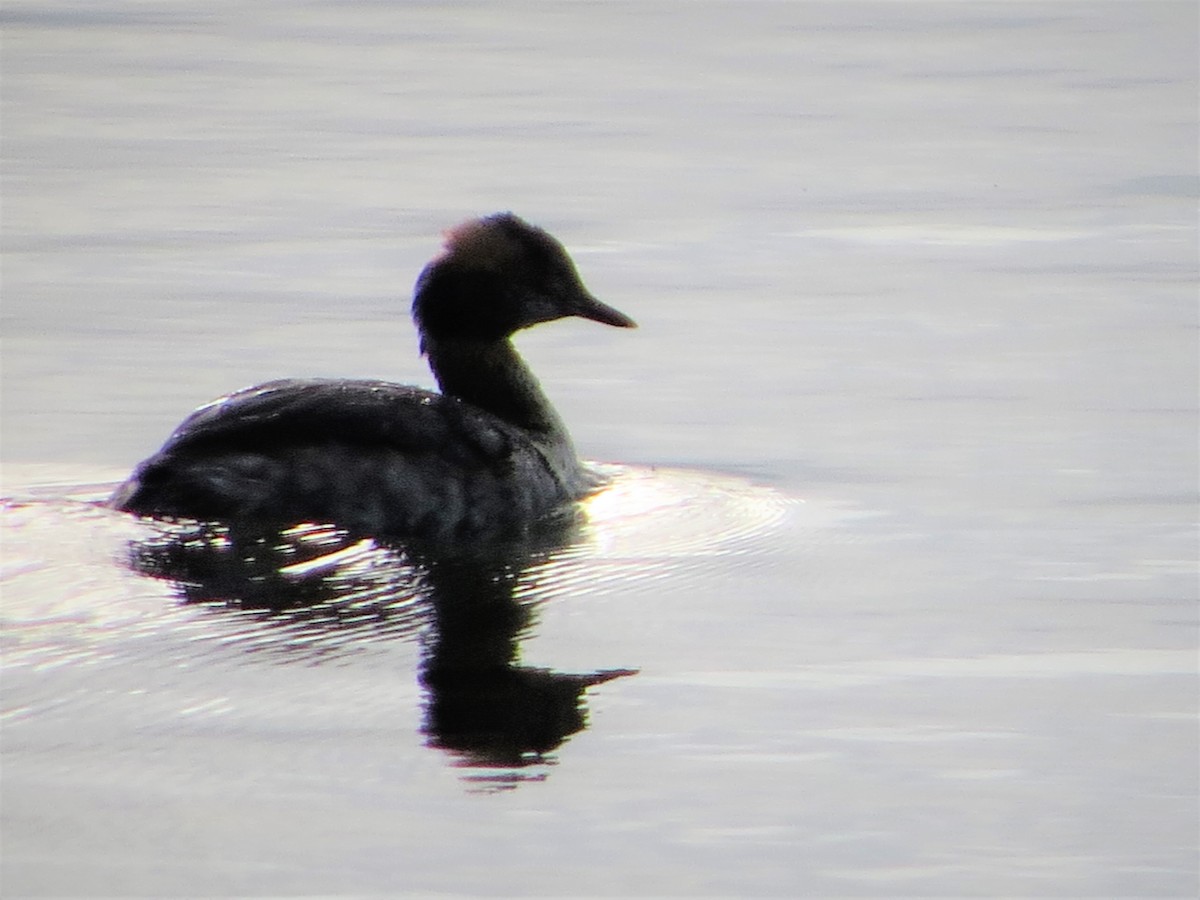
[2,2,1197,897]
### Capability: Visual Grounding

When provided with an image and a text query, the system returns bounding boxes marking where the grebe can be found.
[110,213,636,542]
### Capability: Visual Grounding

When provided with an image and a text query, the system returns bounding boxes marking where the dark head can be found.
[412,213,635,345]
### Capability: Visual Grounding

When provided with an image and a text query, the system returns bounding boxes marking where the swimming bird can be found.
[110,213,635,543]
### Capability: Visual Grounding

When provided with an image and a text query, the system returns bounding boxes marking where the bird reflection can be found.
[126,516,635,779]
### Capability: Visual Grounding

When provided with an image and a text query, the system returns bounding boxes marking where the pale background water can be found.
[1,2,1197,897]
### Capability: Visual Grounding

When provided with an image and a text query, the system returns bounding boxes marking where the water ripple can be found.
[1,464,804,670]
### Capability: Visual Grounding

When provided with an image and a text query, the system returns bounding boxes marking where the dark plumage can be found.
[109,213,635,543]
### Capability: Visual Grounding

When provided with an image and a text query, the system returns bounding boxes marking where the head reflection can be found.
[127,516,635,782]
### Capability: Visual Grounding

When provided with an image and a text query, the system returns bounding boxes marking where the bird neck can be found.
[422,335,573,442]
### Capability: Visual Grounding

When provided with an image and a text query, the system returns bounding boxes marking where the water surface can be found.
[2,2,1197,896]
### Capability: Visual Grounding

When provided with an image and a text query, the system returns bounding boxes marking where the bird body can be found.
[110,213,635,542]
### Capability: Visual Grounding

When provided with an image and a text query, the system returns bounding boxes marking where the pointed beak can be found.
[573,291,637,329]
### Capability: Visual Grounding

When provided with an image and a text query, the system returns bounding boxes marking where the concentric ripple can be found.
[1,463,804,668]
